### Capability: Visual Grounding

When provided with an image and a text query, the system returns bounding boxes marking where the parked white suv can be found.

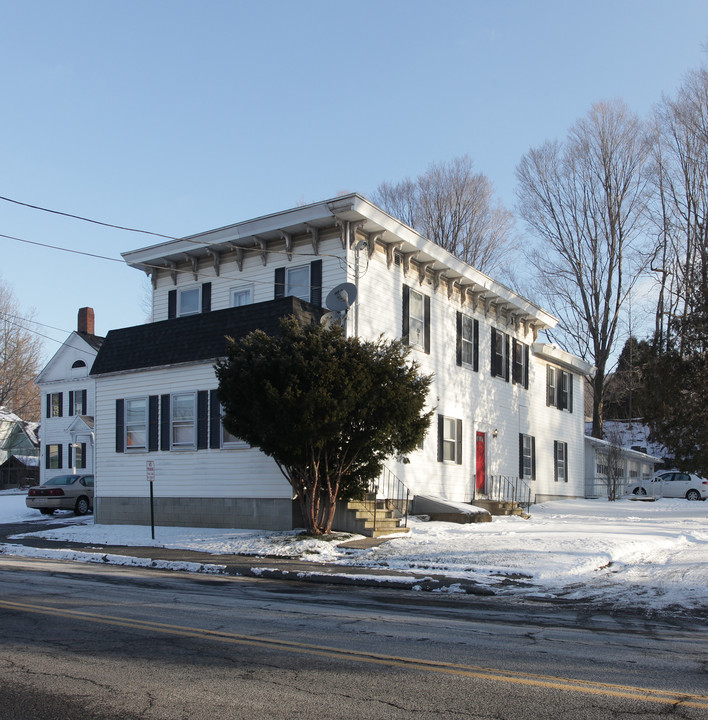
[629,471,708,501]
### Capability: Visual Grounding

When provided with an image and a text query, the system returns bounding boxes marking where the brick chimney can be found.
[78,307,95,335]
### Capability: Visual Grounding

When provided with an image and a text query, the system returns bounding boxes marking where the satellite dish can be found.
[320,311,342,329]
[326,282,358,312]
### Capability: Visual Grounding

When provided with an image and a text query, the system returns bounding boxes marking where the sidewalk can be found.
[5,532,496,596]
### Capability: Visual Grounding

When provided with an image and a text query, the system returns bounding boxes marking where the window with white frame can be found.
[491,328,509,380]
[125,397,148,450]
[230,285,254,307]
[519,433,535,480]
[286,265,310,302]
[72,442,87,470]
[220,405,248,449]
[461,315,476,367]
[71,389,87,415]
[171,393,196,449]
[547,365,573,411]
[46,444,62,469]
[408,288,426,349]
[554,440,568,482]
[437,415,462,464]
[178,287,200,317]
[597,454,608,476]
[48,392,63,418]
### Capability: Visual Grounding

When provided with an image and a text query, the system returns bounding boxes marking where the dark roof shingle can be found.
[90,297,324,376]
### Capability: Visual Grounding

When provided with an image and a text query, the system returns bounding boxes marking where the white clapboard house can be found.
[87,194,592,529]
[36,308,104,482]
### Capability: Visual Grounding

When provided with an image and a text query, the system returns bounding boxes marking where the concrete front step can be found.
[369,526,411,537]
[335,498,410,537]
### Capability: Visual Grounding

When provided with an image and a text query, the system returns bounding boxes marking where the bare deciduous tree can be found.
[372,155,517,276]
[650,68,708,353]
[516,100,652,438]
[0,283,43,422]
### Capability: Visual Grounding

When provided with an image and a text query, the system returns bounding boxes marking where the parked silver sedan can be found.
[26,474,94,515]
[629,471,708,501]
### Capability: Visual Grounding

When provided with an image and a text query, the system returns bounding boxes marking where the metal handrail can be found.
[362,466,412,530]
[485,475,534,508]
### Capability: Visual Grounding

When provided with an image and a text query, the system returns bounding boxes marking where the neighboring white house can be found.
[36,308,104,483]
[584,436,660,498]
[90,194,593,529]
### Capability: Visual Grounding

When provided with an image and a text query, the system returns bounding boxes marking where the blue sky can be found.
[1,1,707,361]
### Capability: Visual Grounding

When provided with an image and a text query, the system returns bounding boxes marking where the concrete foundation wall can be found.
[95,496,299,530]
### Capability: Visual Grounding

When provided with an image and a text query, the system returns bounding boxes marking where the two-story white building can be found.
[85,194,592,529]
[36,308,103,482]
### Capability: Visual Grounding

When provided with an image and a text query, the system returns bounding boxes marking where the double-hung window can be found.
[512,339,529,388]
[171,393,196,449]
[547,365,573,411]
[491,328,510,381]
[519,433,536,480]
[46,444,62,469]
[402,286,430,353]
[554,441,568,482]
[438,415,462,464]
[47,392,63,418]
[125,397,148,451]
[230,285,253,307]
[409,289,425,349]
[457,313,479,370]
[70,389,87,416]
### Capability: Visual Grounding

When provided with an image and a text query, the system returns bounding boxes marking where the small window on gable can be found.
[72,360,86,369]
[231,285,253,307]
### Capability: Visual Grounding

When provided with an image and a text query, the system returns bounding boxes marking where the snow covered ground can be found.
[2,491,707,614]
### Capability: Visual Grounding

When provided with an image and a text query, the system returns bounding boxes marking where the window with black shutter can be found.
[403,286,431,354]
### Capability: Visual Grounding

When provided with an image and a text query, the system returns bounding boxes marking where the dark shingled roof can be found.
[77,332,105,351]
[90,297,324,376]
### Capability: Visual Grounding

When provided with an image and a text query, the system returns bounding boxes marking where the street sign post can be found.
[147,461,155,540]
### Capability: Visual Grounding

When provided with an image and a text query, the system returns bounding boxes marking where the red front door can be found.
[475,432,486,493]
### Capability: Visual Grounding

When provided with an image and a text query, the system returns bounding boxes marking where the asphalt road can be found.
[1,555,707,720]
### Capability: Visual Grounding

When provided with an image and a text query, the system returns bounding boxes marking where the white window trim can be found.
[286,264,311,302]
[125,396,148,452]
[171,392,196,450]
[555,441,567,482]
[230,284,254,308]
[461,314,475,367]
[178,287,201,317]
[220,404,248,449]
[442,417,458,463]
[408,288,426,350]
